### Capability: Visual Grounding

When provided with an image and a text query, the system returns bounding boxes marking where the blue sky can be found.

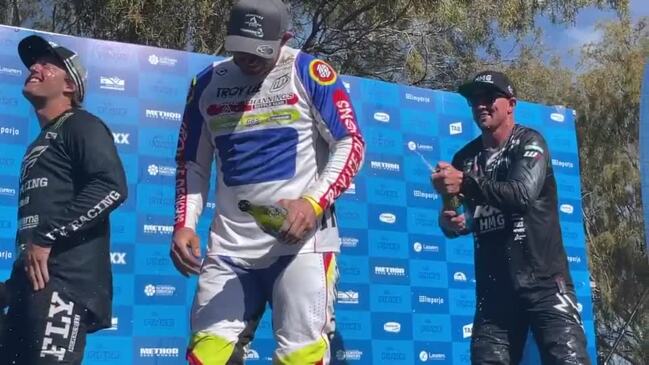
[496,0,649,70]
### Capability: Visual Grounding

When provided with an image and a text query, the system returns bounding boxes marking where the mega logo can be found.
[413,314,451,342]
[337,255,369,284]
[336,201,368,230]
[449,289,476,316]
[134,306,186,337]
[373,341,412,364]
[367,178,406,206]
[407,207,437,234]
[410,260,447,288]
[446,237,473,264]
[309,59,337,85]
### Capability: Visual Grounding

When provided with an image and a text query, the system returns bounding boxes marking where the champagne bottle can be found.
[442,193,463,214]
[238,200,288,236]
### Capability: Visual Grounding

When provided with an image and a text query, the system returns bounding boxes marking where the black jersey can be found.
[12,108,127,331]
[449,124,572,293]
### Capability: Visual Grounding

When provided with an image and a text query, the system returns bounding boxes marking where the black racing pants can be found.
[471,278,591,365]
[0,280,89,365]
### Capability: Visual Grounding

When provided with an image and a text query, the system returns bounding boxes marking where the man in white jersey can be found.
[170,0,365,363]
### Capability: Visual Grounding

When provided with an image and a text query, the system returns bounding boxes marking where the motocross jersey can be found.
[174,46,365,258]
[450,124,573,292]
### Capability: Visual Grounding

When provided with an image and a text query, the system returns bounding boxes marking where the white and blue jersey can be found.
[175,46,365,258]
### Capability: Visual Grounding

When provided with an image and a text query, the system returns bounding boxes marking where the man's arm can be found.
[34,116,127,244]
[294,53,365,212]
[462,131,548,213]
[174,73,215,232]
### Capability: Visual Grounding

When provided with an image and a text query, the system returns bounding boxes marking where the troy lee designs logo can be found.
[21,145,49,179]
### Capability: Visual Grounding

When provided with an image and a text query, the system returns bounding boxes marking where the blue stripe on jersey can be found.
[215,127,298,186]
[295,52,351,140]
[183,66,214,162]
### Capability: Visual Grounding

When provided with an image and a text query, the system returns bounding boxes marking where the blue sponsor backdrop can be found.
[0,25,596,364]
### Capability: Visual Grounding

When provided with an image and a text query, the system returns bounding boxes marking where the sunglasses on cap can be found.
[466,92,511,107]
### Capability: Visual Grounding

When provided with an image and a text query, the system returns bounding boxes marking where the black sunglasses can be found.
[467,92,510,107]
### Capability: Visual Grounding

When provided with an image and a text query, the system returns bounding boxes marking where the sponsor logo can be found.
[243,349,260,360]
[405,93,431,103]
[100,76,126,91]
[143,224,174,235]
[463,323,473,338]
[453,272,467,282]
[147,164,176,177]
[337,290,359,304]
[0,66,22,77]
[143,317,175,328]
[143,284,176,297]
[145,109,182,122]
[567,255,582,264]
[0,126,20,136]
[413,189,437,200]
[139,347,180,358]
[335,349,363,361]
[215,83,262,98]
[552,158,575,169]
[407,140,434,152]
[21,145,49,179]
[21,177,48,192]
[110,252,127,265]
[560,204,574,214]
[0,250,13,260]
[344,182,356,195]
[370,160,400,172]
[112,132,130,144]
[379,212,396,224]
[270,74,290,92]
[308,59,337,85]
[474,205,505,234]
[39,291,81,361]
[419,351,447,362]
[449,122,462,135]
[45,191,122,239]
[373,112,390,123]
[148,54,178,67]
[0,186,16,197]
[340,236,359,248]
[19,215,39,230]
[418,295,445,305]
[550,113,565,122]
[374,266,406,276]
[383,321,401,333]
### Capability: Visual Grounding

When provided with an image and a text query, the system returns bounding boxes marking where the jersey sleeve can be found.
[294,52,365,211]
[35,115,128,245]
[174,68,215,232]
[461,129,548,213]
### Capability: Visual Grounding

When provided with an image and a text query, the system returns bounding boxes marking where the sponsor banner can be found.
[452,342,471,365]
[399,85,436,110]
[336,283,370,311]
[136,214,175,244]
[411,287,449,314]
[370,284,412,312]
[400,109,439,136]
[410,260,448,288]
[138,127,179,158]
[366,178,407,206]
[135,244,178,276]
[371,340,414,365]
[110,244,135,274]
[134,275,186,306]
[0,240,15,269]
[371,312,413,340]
[409,234,446,261]
[0,175,18,206]
[450,316,474,342]
[558,199,583,223]
[407,207,438,234]
[0,207,17,239]
[85,94,141,126]
[362,103,400,129]
[86,41,139,69]
[338,228,369,256]
[84,337,133,365]
[111,212,137,243]
[89,67,139,97]
[113,273,134,305]
[337,255,370,284]
[132,337,186,365]
[138,72,187,103]
[514,101,544,128]
[0,54,26,83]
[551,152,580,176]
[368,229,409,259]
[445,236,474,264]
[110,124,139,153]
[0,86,30,117]
[331,340,372,364]
[365,153,404,180]
[0,114,28,145]
[447,263,476,289]
[133,305,188,337]
[565,247,589,271]
[368,204,407,231]
[364,127,404,155]
[139,47,188,74]
[336,201,369,230]
[370,258,410,285]
[414,341,452,363]
[413,314,452,342]
[136,183,175,214]
[139,101,184,126]
[339,175,367,202]
[448,289,476,316]
[336,310,372,340]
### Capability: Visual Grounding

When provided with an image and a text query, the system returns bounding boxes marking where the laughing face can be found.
[467,90,515,132]
[23,54,75,105]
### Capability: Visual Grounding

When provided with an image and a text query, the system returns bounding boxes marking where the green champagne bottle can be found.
[238,200,288,236]
[442,194,463,213]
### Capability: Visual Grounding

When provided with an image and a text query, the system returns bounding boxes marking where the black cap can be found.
[224,0,290,59]
[18,35,87,103]
[458,70,516,99]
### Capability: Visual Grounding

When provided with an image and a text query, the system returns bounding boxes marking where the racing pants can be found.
[188,252,337,365]
[471,277,591,365]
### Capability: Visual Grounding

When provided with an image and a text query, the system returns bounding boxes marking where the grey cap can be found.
[18,35,87,104]
[224,0,290,59]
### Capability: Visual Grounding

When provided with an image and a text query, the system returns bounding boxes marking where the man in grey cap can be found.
[0,34,127,365]
[431,71,591,364]
[171,0,365,364]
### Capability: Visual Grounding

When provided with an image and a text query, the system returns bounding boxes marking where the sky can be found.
[495,0,649,70]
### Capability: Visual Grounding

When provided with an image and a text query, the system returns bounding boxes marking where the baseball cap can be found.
[458,70,516,99]
[18,35,87,104]
[224,0,290,59]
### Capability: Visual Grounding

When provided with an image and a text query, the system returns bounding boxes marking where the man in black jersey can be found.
[431,71,591,364]
[0,35,127,365]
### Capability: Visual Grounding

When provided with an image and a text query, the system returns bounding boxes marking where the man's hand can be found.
[23,243,51,291]
[277,198,318,245]
[431,161,463,195]
[440,210,468,233]
[170,227,202,277]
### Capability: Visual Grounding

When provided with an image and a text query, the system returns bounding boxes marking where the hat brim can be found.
[458,81,511,99]
[18,35,61,69]
[224,35,281,59]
